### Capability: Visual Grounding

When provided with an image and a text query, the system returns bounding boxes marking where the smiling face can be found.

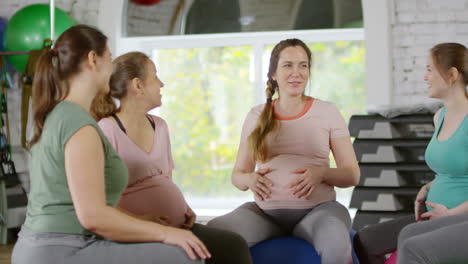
[424,54,450,99]
[271,46,310,98]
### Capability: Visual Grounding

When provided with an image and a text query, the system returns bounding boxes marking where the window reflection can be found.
[126,0,363,36]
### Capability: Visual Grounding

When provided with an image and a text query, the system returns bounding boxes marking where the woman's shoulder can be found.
[309,98,339,113]
[97,116,117,131]
[433,107,445,125]
[48,101,96,129]
[148,114,170,129]
[249,103,267,116]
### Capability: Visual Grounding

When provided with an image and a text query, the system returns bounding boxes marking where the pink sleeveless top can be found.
[98,116,188,227]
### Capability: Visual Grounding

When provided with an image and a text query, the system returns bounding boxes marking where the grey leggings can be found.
[12,226,203,264]
[12,224,252,264]
[397,213,468,264]
[207,201,352,264]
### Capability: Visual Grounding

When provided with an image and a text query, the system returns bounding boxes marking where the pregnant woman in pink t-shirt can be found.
[92,52,252,264]
[207,38,360,264]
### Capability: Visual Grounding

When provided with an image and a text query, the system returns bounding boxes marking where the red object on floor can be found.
[384,251,398,264]
[130,0,163,5]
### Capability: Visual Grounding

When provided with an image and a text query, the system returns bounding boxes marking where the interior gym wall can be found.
[0,0,467,185]
[391,0,468,105]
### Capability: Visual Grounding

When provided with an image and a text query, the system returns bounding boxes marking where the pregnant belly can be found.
[426,176,468,211]
[119,177,188,227]
[259,155,328,202]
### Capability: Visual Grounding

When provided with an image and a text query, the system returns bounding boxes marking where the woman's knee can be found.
[397,236,425,264]
[320,241,352,264]
[206,216,231,231]
[223,231,249,250]
[398,222,423,246]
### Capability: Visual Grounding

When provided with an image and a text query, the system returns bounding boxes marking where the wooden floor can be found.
[0,244,13,264]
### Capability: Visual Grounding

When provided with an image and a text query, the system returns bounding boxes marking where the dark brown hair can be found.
[430,43,468,94]
[29,25,107,148]
[91,52,151,120]
[248,38,312,162]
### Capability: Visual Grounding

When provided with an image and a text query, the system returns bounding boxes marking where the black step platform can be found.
[353,139,430,163]
[352,210,414,230]
[350,187,419,211]
[358,163,435,187]
[349,115,434,139]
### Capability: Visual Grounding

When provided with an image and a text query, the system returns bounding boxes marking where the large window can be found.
[148,38,365,217]
[106,0,366,219]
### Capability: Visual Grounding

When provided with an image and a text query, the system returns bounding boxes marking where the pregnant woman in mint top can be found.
[395,42,468,264]
[93,52,252,264]
[12,25,208,264]
[207,38,361,264]
[354,42,468,264]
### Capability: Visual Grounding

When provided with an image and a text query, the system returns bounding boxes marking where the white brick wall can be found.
[392,0,468,104]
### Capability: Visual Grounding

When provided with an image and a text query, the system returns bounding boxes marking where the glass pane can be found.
[263,41,366,122]
[126,0,363,36]
[151,46,254,215]
[151,41,365,217]
[263,40,366,214]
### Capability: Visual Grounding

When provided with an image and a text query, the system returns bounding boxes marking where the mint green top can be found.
[24,101,128,235]
[425,108,468,211]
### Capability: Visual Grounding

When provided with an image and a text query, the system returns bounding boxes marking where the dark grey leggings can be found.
[354,215,416,264]
[207,201,352,264]
[191,223,252,264]
[397,213,468,264]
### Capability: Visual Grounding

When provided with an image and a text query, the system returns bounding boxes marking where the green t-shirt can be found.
[24,101,128,234]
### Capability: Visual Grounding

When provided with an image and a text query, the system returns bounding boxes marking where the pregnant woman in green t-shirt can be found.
[12,25,209,264]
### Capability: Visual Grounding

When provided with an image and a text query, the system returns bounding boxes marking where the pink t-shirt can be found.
[241,98,350,209]
[98,116,188,227]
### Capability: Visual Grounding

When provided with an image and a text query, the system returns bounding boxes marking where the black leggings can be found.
[353,215,415,264]
[191,223,252,264]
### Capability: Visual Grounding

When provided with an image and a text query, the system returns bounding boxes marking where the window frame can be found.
[97,0,365,217]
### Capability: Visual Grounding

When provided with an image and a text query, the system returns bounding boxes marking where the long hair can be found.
[248,38,312,162]
[430,43,468,97]
[91,52,151,120]
[29,25,107,148]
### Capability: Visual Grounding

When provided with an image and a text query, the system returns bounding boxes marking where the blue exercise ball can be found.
[250,231,360,264]
[250,237,322,264]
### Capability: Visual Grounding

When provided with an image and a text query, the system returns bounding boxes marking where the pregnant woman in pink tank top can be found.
[92,52,252,264]
[207,38,361,264]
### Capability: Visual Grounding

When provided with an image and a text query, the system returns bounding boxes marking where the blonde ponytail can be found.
[90,93,117,121]
[247,80,279,162]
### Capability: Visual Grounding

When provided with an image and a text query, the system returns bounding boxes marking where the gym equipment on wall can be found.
[3,4,74,72]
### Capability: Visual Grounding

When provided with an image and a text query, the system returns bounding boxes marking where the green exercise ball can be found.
[4,4,75,72]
